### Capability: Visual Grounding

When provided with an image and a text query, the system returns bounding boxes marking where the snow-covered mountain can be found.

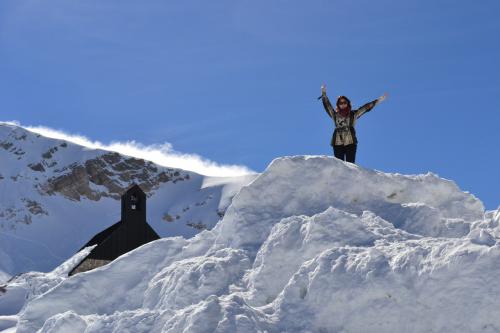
[2,154,499,332]
[0,122,256,280]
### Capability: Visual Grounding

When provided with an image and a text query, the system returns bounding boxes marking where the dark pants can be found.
[333,144,357,163]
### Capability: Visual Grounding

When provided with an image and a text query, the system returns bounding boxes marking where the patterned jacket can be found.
[321,94,380,146]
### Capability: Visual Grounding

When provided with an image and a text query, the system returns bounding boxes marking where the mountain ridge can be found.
[0,122,256,279]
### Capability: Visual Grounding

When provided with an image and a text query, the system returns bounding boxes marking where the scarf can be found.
[336,105,351,118]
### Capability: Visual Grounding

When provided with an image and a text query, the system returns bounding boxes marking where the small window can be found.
[130,194,139,210]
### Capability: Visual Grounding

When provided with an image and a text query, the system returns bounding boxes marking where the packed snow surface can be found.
[2,156,499,333]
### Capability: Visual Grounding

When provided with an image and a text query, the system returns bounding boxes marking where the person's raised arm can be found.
[354,92,388,119]
[319,84,335,118]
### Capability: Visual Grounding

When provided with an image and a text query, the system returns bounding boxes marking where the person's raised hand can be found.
[321,84,327,95]
[378,92,388,102]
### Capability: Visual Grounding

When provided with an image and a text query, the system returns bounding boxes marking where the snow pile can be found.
[2,156,499,333]
[0,247,95,317]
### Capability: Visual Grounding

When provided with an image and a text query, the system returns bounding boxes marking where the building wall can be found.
[69,258,111,276]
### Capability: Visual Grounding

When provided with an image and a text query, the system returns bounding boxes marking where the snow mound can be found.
[213,156,483,254]
[2,155,498,333]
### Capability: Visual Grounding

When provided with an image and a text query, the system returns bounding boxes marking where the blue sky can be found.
[1,0,499,209]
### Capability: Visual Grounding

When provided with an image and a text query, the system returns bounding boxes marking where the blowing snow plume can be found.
[0,121,254,177]
[2,156,499,333]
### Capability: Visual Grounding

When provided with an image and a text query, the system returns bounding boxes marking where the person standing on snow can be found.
[319,84,387,163]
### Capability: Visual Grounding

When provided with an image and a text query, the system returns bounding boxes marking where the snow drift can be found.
[2,155,499,333]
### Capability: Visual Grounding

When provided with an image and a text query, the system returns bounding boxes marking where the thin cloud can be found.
[2,121,256,177]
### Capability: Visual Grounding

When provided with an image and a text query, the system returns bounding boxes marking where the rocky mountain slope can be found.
[0,123,256,279]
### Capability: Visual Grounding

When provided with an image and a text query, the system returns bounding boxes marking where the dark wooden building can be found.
[69,184,160,276]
